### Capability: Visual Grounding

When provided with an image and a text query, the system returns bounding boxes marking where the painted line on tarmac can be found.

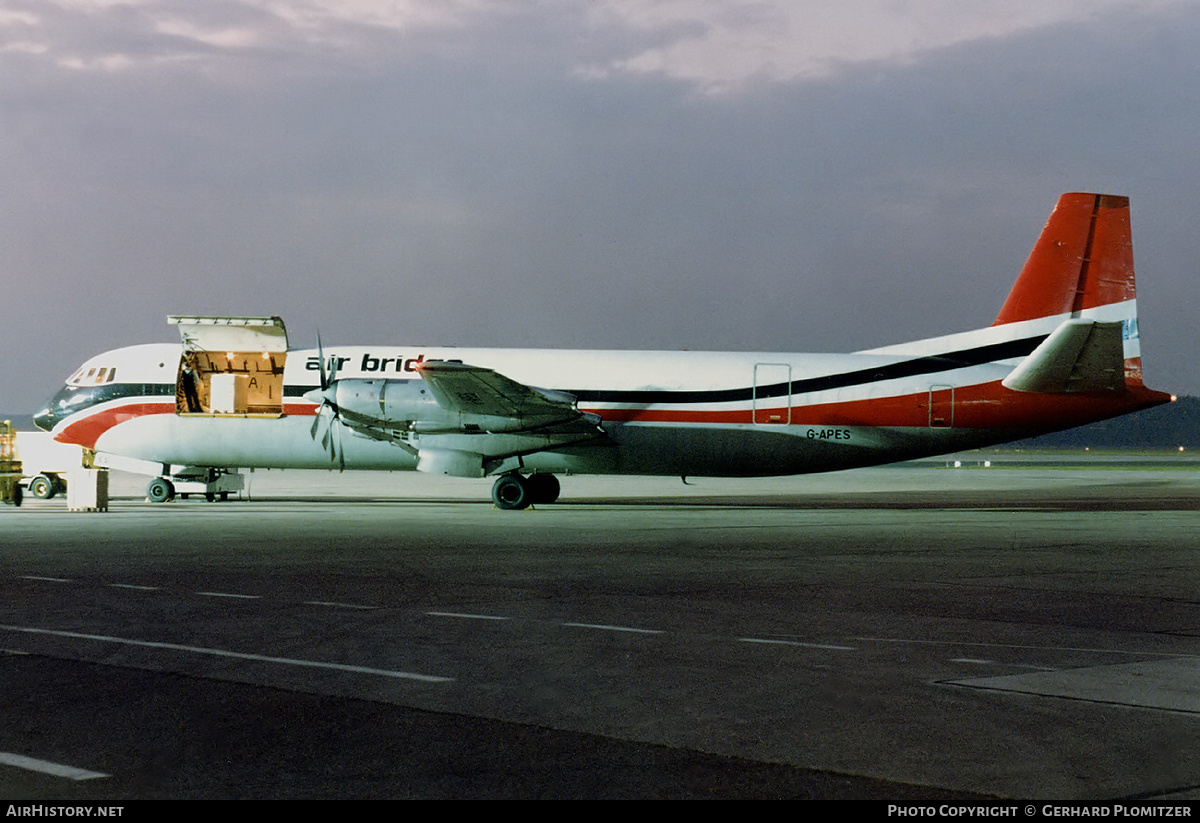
[305,600,378,610]
[562,622,664,635]
[0,625,453,683]
[0,751,108,781]
[740,637,856,651]
[855,635,1188,658]
[197,591,261,599]
[428,611,510,621]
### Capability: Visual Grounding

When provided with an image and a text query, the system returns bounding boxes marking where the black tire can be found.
[10,483,21,507]
[29,475,56,499]
[525,473,561,504]
[147,478,175,503]
[491,474,531,510]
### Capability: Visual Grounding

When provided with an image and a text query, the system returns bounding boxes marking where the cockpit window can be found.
[68,366,118,386]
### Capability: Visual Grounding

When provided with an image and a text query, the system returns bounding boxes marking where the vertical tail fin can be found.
[994,193,1149,387]
[993,193,1136,326]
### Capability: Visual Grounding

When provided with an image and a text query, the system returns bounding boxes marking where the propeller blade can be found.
[309,330,346,468]
[316,330,329,391]
[335,420,345,472]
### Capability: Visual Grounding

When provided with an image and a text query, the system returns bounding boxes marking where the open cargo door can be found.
[168,316,289,416]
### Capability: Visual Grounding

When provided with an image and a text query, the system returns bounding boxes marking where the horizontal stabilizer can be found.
[1002,319,1126,394]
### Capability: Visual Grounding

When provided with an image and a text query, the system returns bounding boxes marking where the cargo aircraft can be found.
[34,193,1172,508]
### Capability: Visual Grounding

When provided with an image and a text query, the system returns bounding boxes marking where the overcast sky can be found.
[3,0,1198,413]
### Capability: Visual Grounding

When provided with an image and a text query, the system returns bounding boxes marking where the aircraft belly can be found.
[527,422,1023,477]
[88,411,1038,479]
[531,423,879,477]
[95,414,416,471]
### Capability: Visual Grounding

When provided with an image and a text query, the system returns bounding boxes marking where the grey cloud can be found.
[2,2,1198,413]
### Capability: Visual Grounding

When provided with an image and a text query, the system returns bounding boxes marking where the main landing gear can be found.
[491,473,560,510]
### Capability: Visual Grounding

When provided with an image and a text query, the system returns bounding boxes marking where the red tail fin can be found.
[993,193,1136,326]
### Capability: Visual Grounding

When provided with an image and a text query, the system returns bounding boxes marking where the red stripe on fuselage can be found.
[55,401,322,449]
[55,401,175,449]
[585,378,1170,432]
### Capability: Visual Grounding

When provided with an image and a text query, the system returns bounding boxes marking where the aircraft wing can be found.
[417,360,589,427]
[400,360,606,478]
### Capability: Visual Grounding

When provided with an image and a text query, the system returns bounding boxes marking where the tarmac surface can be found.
[2,456,1200,800]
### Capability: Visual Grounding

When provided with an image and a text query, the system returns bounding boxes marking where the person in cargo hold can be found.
[181,356,202,413]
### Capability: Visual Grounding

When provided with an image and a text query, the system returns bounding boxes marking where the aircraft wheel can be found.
[491,474,532,510]
[525,473,561,505]
[29,475,56,499]
[147,478,175,503]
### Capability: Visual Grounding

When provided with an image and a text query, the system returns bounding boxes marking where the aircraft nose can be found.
[33,405,56,432]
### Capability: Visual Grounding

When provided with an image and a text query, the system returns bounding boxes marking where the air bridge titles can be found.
[306,354,427,375]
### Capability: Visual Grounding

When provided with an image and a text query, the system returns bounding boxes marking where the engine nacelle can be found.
[331,378,442,428]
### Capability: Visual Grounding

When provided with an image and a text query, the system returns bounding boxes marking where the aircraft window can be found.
[66,366,119,387]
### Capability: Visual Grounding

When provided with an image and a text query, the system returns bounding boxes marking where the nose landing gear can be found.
[145,468,244,503]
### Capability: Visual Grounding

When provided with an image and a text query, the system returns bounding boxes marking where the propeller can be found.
[304,332,345,471]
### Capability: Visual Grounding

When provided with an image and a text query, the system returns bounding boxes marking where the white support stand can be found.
[67,468,109,512]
